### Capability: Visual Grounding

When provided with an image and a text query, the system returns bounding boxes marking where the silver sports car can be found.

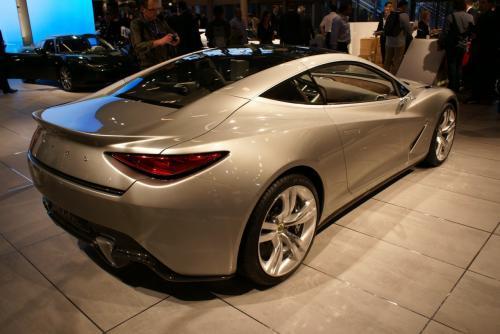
[28,46,457,285]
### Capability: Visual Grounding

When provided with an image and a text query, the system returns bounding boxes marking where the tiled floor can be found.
[1,79,499,333]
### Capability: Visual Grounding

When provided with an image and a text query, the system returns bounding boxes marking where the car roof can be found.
[210,49,397,100]
[45,34,97,40]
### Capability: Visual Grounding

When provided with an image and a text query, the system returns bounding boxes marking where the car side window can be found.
[43,40,56,54]
[311,62,399,104]
[261,72,324,105]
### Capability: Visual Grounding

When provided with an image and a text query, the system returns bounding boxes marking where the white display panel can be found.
[349,22,379,56]
[397,38,445,85]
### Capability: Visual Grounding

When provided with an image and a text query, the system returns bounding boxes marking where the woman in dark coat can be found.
[416,9,431,39]
[258,11,274,44]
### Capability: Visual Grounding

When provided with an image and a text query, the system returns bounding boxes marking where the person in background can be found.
[248,13,260,35]
[319,3,338,49]
[465,0,479,23]
[171,1,202,55]
[0,29,16,94]
[467,0,497,102]
[384,0,412,75]
[271,5,281,38]
[130,0,180,69]
[279,3,301,45]
[438,0,473,93]
[198,13,208,29]
[298,5,314,46]
[206,6,230,48]
[416,9,431,38]
[229,8,248,45]
[330,2,352,52]
[375,1,393,64]
[258,11,274,44]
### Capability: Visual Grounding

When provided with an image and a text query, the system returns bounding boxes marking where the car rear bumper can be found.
[42,197,232,282]
[28,152,247,278]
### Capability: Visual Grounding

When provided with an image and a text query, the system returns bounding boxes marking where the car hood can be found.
[33,93,249,152]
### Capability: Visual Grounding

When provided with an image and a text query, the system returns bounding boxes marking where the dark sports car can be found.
[7,34,136,91]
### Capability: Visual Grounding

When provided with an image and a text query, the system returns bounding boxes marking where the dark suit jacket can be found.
[0,30,6,57]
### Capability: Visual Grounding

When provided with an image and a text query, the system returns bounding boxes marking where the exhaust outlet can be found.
[95,236,123,268]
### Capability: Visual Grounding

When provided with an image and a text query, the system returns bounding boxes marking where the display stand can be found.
[397,38,445,85]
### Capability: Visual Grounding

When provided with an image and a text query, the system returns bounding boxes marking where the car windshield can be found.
[57,35,115,54]
[115,46,328,108]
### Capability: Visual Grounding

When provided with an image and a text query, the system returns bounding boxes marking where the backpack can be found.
[384,11,402,37]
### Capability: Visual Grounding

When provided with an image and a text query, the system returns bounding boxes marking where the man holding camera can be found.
[130,0,180,69]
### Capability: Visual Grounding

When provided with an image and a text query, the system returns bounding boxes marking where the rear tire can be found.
[423,103,457,166]
[239,174,319,286]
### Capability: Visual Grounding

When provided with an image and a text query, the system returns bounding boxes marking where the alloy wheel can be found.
[258,185,317,277]
[435,106,456,161]
[60,67,72,91]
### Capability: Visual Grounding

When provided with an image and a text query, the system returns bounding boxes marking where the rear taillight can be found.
[110,151,228,179]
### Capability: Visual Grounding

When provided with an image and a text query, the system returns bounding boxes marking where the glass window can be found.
[43,39,56,53]
[116,49,296,108]
[261,72,324,105]
[56,35,115,54]
[262,79,308,104]
[311,62,399,104]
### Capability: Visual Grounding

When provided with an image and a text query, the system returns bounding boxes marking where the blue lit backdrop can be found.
[0,1,23,52]
[1,0,95,51]
[27,0,95,46]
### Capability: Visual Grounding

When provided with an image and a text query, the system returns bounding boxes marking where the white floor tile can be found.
[374,179,500,232]
[435,271,500,334]
[110,296,273,334]
[0,251,100,334]
[337,199,489,268]
[405,167,500,204]
[22,233,167,331]
[470,235,500,280]
[218,265,427,334]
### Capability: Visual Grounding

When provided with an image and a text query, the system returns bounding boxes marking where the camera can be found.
[172,34,179,42]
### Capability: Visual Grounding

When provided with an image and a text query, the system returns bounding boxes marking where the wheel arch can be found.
[235,164,325,271]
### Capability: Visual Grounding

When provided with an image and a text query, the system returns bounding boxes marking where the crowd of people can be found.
[1,0,499,101]
[375,0,499,102]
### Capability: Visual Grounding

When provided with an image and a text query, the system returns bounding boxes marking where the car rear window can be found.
[115,46,328,108]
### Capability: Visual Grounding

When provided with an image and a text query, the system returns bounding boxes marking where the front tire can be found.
[423,103,457,166]
[59,66,73,91]
[239,174,319,286]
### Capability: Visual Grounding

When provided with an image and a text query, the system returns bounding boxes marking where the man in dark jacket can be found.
[170,1,202,55]
[375,1,393,64]
[279,4,301,45]
[206,6,230,48]
[0,30,16,94]
[468,0,498,102]
[130,0,180,69]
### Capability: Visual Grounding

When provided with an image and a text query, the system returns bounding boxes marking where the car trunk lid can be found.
[31,93,248,191]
